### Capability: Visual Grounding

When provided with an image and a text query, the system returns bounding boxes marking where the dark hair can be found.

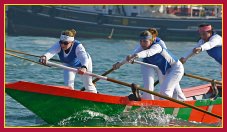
[61,29,77,37]
[198,23,214,34]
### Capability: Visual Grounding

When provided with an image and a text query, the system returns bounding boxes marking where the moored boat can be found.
[5,81,222,125]
[6,5,222,41]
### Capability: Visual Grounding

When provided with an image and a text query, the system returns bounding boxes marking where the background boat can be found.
[6,5,222,41]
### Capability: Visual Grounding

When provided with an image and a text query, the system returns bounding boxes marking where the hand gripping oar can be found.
[133,60,222,85]
[80,60,128,91]
[6,48,61,62]
[46,61,222,119]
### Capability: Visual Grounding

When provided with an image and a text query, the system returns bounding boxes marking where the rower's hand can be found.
[126,54,138,63]
[113,62,121,70]
[180,57,187,64]
[193,47,202,54]
[78,67,87,75]
[39,55,47,65]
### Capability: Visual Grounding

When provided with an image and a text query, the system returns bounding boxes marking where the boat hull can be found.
[5,81,222,125]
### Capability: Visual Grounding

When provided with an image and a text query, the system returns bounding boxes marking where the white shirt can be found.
[44,42,89,67]
[183,34,222,60]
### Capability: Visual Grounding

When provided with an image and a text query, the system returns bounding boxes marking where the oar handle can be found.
[47,61,221,119]
[133,60,159,70]
[116,59,128,68]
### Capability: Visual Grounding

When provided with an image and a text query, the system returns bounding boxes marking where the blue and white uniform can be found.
[133,38,186,100]
[183,34,222,75]
[43,40,97,93]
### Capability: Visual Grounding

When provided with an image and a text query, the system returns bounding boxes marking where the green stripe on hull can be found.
[176,108,192,121]
[164,108,174,115]
[194,97,222,106]
[165,98,222,122]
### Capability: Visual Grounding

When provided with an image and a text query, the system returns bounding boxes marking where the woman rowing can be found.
[114,30,186,100]
[180,23,222,77]
[39,29,97,93]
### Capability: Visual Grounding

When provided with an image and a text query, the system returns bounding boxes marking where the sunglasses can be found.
[59,40,71,45]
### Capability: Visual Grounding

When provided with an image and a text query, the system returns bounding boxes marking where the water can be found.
[5,36,221,127]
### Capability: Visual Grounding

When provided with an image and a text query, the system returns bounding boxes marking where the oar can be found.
[133,60,222,85]
[80,60,127,91]
[46,61,222,119]
[184,73,222,85]
[5,52,48,66]
[6,49,61,62]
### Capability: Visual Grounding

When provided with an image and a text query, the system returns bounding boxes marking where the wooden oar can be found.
[184,73,222,85]
[46,61,222,119]
[133,60,222,85]
[6,49,60,62]
[5,52,49,67]
[80,60,127,91]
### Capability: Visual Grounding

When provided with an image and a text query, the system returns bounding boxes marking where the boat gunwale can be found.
[5,81,222,108]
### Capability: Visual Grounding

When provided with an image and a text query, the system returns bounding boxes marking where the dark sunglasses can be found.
[59,40,70,45]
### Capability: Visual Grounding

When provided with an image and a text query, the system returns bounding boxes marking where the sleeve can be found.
[137,44,162,58]
[159,40,167,49]
[132,44,143,54]
[200,35,222,51]
[43,42,61,60]
[76,44,89,68]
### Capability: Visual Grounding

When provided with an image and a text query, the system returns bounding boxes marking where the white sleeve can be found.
[200,35,222,51]
[132,44,143,54]
[76,44,89,68]
[137,44,162,58]
[159,40,167,49]
[43,42,61,60]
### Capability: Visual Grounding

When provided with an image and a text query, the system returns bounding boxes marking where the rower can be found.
[114,30,186,100]
[39,29,97,93]
[114,28,168,100]
[180,23,222,77]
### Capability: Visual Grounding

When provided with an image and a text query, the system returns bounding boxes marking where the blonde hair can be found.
[61,29,77,37]
[140,30,153,41]
[148,28,158,41]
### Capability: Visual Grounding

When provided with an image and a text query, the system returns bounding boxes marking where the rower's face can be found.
[199,30,212,41]
[59,41,73,50]
[140,39,152,50]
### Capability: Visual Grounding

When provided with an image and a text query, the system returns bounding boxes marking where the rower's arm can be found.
[132,44,143,54]
[137,44,162,58]
[200,36,222,51]
[43,42,61,60]
[76,44,89,68]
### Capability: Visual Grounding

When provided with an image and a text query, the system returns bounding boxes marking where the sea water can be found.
[5,36,221,127]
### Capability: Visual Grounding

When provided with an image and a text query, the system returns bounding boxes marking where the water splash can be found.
[106,106,175,127]
[57,106,175,127]
[57,106,221,127]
